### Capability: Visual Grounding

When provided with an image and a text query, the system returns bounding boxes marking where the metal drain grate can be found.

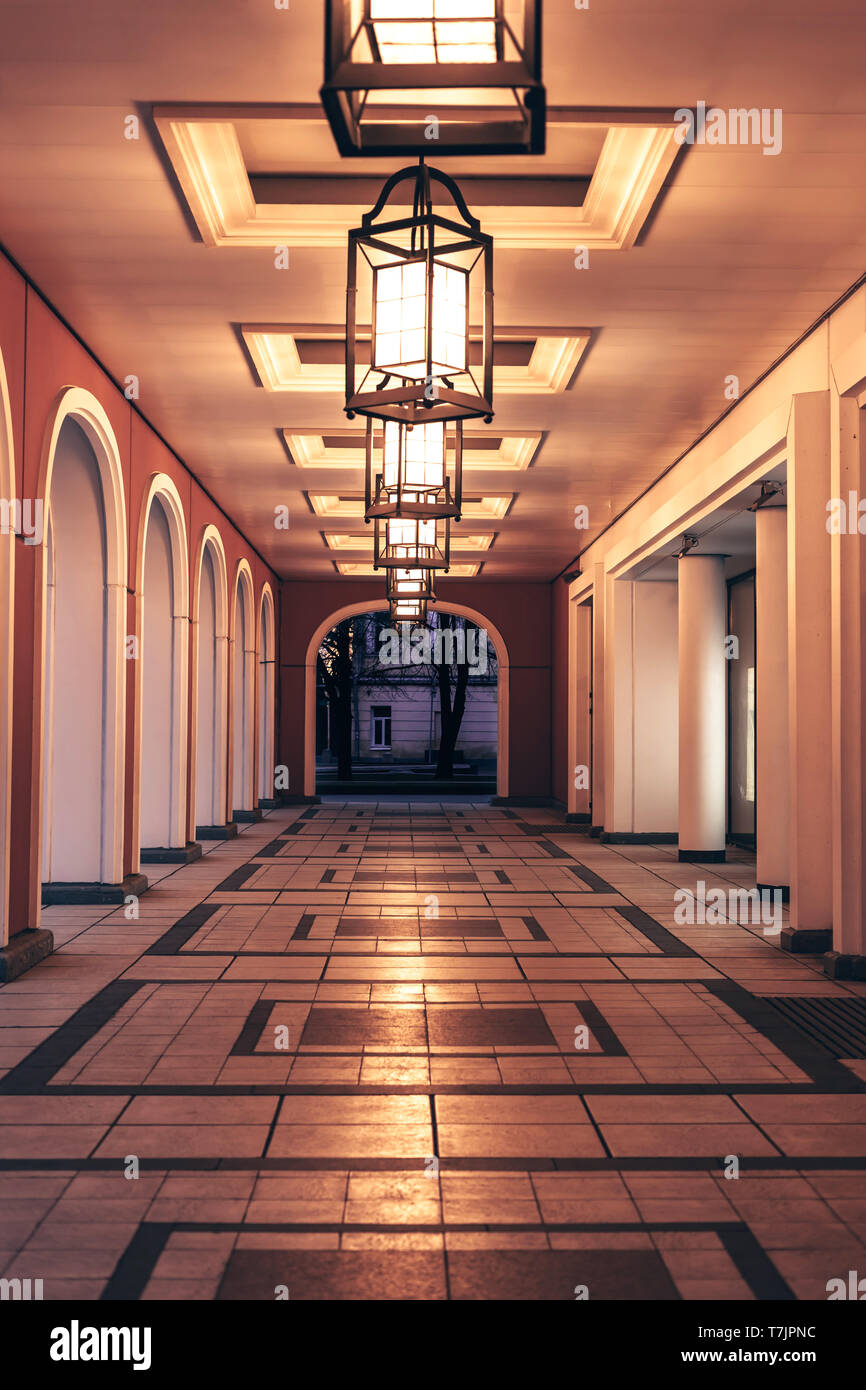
[763,996,866,1059]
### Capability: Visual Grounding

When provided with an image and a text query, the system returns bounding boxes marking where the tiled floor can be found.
[1,800,865,1300]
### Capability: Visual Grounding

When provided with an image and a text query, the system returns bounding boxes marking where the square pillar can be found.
[781,391,833,952]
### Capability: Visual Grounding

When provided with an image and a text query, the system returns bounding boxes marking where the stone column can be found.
[755,505,789,893]
[678,554,727,861]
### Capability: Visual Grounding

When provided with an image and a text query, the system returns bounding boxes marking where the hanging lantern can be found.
[321,0,545,157]
[346,158,493,425]
[373,514,450,569]
[365,417,462,520]
[386,565,437,601]
[389,595,429,624]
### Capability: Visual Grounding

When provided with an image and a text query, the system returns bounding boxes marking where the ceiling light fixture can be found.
[389,595,429,623]
[345,157,493,426]
[386,566,437,601]
[365,416,462,520]
[373,514,451,570]
[321,0,545,157]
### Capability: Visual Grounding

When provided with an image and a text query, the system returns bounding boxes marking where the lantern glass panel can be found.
[383,421,445,491]
[373,259,467,380]
[389,567,434,598]
[391,597,428,622]
[387,517,437,561]
[369,1,498,64]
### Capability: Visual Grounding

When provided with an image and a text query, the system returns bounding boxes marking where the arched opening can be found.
[304,600,510,799]
[257,584,276,806]
[0,348,15,945]
[135,477,189,861]
[192,527,229,834]
[40,402,126,893]
[231,562,255,816]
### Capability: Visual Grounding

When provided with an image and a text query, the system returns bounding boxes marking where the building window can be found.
[371,704,392,750]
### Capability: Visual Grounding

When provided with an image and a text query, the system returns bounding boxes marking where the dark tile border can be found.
[616,905,697,958]
[704,981,866,1091]
[145,904,221,955]
[0,980,144,1093]
[99,1217,794,1302]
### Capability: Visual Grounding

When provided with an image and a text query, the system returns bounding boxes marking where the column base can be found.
[0,928,54,982]
[602,832,678,844]
[258,798,280,810]
[196,823,239,840]
[490,796,555,807]
[823,951,866,981]
[278,794,321,805]
[233,808,263,823]
[757,882,790,903]
[140,842,202,865]
[42,873,148,906]
[779,926,833,954]
[678,849,726,863]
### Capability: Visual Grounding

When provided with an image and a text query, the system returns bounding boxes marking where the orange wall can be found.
[0,249,279,935]
[279,578,555,801]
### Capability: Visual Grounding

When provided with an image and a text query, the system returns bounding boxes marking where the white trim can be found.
[36,387,128,895]
[132,474,190,861]
[189,524,229,836]
[257,582,276,804]
[230,559,256,813]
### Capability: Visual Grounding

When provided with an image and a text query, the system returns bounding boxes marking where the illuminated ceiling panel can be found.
[336,560,482,577]
[248,327,588,396]
[286,427,541,471]
[154,108,680,251]
[324,531,495,552]
[308,492,513,520]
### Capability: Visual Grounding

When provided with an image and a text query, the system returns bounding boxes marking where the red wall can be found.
[279,577,555,801]
[0,249,279,935]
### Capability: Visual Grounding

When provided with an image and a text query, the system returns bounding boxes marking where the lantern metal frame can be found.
[321,0,545,157]
[346,158,493,426]
[389,595,429,624]
[373,513,451,570]
[365,416,462,521]
[385,566,437,602]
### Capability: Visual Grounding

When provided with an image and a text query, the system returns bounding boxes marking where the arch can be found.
[257,582,276,805]
[190,524,229,834]
[303,599,510,798]
[230,559,256,814]
[133,474,189,859]
[38,387,127,890]
[0,347,14,944]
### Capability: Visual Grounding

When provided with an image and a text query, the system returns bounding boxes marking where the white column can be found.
[603,575,634,837]
[568,599,592,821]
[755,506,789,891]
[678,554,727,861]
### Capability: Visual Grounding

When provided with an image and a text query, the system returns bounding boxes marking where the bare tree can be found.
[317,610,495,781]
[317,618,355,779]
[434,613,470,778]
